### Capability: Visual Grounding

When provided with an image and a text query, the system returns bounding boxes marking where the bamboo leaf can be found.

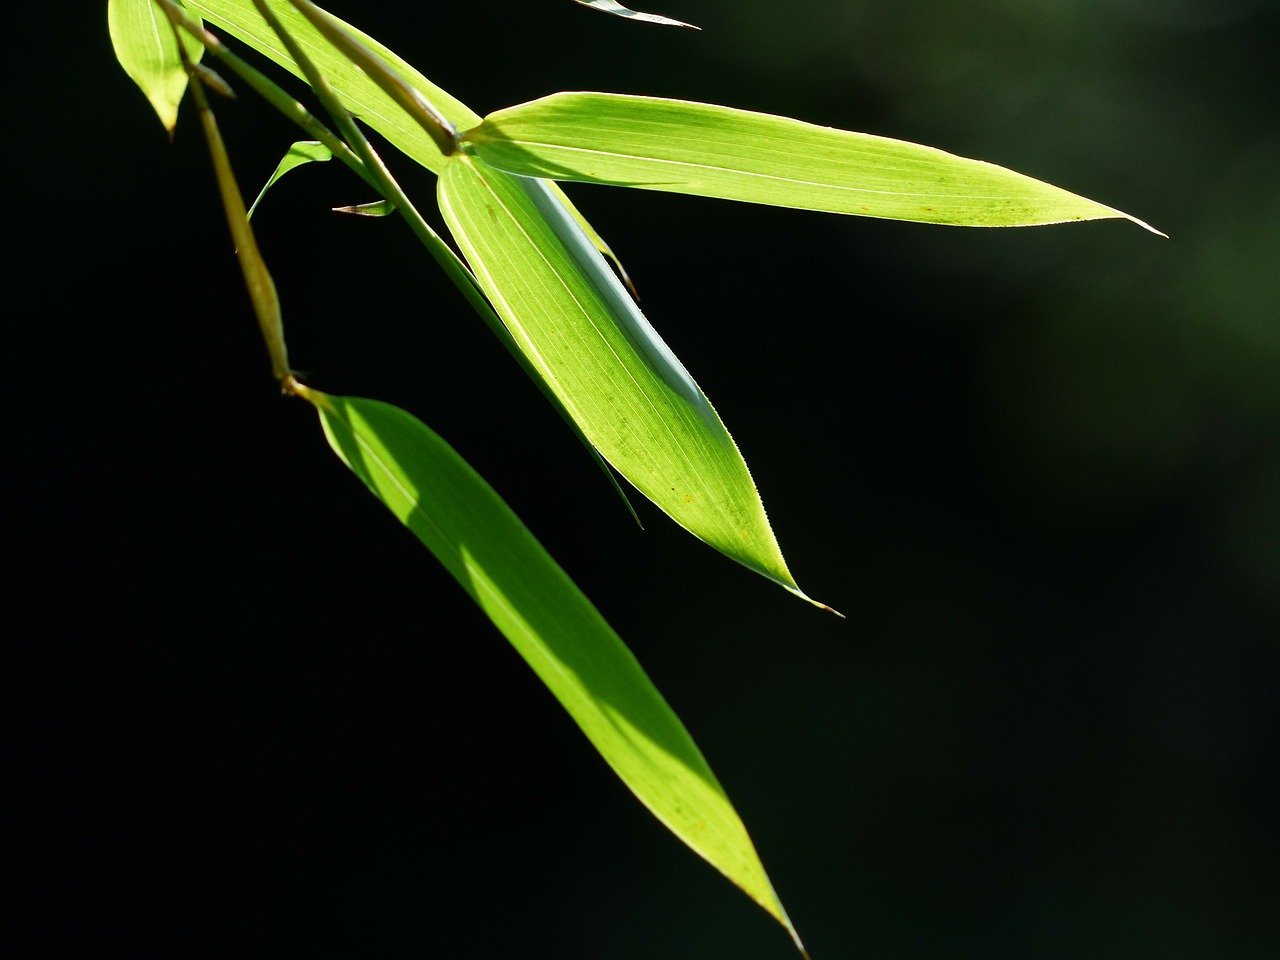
[185,1,639,285]
[187,0,479,172]
[573,0,699,30]
[247,140,331,219]
[465,92,1163,231]
[547,181,639,297]
[301,388,804,952]
[439,154,834,611]
[109,0,205,132]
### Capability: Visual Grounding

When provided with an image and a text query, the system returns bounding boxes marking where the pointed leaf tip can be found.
[574,0,700,30]
[109,0,207,132]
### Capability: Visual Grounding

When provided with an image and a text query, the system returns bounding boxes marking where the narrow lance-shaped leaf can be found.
[438,153,834,611]
[574,0,700,30]
[464,92,1164,232]
[297,387,805,953]
[109,0,205,132]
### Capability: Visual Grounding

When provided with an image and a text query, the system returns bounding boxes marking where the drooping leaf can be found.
[573,0,699,30]
[464,92,1163,231]
[438,153,834,611]
[109,0,205,132]
[301,388,804,951]
[247,140,332,219]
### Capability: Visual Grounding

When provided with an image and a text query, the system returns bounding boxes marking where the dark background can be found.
[7,2,1278,957]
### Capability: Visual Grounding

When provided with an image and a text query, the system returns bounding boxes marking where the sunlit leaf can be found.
[573,0,699,30]
[109,0,205,132]
[301,388,804,950]
[547,181,638,296]
[465,92,1163,231]
[439,154,834,611]
[186,1,638,280]
[247,140,332,219]
[187,0,478,172]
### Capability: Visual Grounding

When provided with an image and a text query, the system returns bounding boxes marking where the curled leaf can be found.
[247,140,333,219]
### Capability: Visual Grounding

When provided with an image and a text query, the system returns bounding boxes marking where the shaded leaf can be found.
[465,92,1163,231]
[109,0,205,132]
[247,140,332,219]
[573,0,699,30]
[439,154,833,611]
[301,388,803,950]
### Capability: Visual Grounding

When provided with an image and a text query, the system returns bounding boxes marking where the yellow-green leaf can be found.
[185,1,636,272]
[465,92,1163,231]
[439,153,833,611]
[187,0,479,172]
[302,388,803,952]
[108,0,205,132]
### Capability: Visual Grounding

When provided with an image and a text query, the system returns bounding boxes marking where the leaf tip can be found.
[783,584,843,618]
[573,0,701,29]
[1122,210,1168,238]
[772,899,809,958]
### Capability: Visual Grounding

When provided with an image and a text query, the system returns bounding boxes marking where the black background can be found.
[7,2,1279,958]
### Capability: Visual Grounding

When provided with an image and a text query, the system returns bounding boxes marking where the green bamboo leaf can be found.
[247,139,331,219]
[300,387,804,952]
[109,0,205,132]
[186,1,639,283]
[546,180,639,297]
[187,0,479,172]
[574,0,699,30]
[439,154,834,611]
[464,92,1164,232]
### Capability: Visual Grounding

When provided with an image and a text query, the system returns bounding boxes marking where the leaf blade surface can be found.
[109,0,205,132]
[438,154,825,608]
[185,2,640,285]
[466,92,1159,230]
[305,390,800,945]
[187,0,479,172]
